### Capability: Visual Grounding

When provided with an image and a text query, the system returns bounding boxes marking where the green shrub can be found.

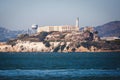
[45,41,51,47]
[17,34,29,39]
[53,45,60,52]
[7,39,17,46]
[37,32,48,41]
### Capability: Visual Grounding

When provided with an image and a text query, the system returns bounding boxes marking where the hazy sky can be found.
[0,0,120,30]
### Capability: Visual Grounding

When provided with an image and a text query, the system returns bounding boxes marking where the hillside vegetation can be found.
[95,21,120,37]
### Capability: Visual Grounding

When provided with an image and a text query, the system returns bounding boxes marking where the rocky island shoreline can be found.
[0,27,120,52]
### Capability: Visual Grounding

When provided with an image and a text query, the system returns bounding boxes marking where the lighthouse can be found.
[76,17,79,28]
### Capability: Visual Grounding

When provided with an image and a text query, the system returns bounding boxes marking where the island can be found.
[0,18,120,52]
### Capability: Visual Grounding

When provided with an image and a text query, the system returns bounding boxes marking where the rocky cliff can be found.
[0,41,97,52]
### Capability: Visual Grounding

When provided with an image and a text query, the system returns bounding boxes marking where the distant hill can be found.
[95,21,120,37]
[0,27,26,42]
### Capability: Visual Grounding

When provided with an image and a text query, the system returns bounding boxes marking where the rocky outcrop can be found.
[0,41,49,52]
[0,44,13,52]
[76,46,90,52]
[0,41,70,52]
[0,40,120,52]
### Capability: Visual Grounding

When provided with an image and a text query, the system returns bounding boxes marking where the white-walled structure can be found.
[37,18,79,33]
[37,25,79,33]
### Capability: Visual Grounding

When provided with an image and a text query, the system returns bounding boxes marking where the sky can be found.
[0,0,120,30]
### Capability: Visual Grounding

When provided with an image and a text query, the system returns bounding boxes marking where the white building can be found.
[37,25,79,33]
[101,37,119,41]
[37,18,79,33]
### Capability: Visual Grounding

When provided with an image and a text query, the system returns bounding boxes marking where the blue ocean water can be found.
[0,52,120,80]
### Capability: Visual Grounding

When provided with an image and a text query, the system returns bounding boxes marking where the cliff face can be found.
[0,41,95,52]
[0,41,66,52]
[0,39,120,52]
[95,21,120,37]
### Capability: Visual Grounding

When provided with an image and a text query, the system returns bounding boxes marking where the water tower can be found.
[31,24,38,34]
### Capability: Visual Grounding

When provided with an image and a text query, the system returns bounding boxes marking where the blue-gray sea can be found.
[0,52,120,80]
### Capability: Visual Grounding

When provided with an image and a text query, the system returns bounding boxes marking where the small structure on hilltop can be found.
[31,24,38,34]
[83,26,94,32]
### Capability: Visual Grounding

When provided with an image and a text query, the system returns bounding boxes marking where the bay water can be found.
[0,52,120,80]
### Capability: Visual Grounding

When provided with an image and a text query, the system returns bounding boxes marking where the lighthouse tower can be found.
[76,17,79,28]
